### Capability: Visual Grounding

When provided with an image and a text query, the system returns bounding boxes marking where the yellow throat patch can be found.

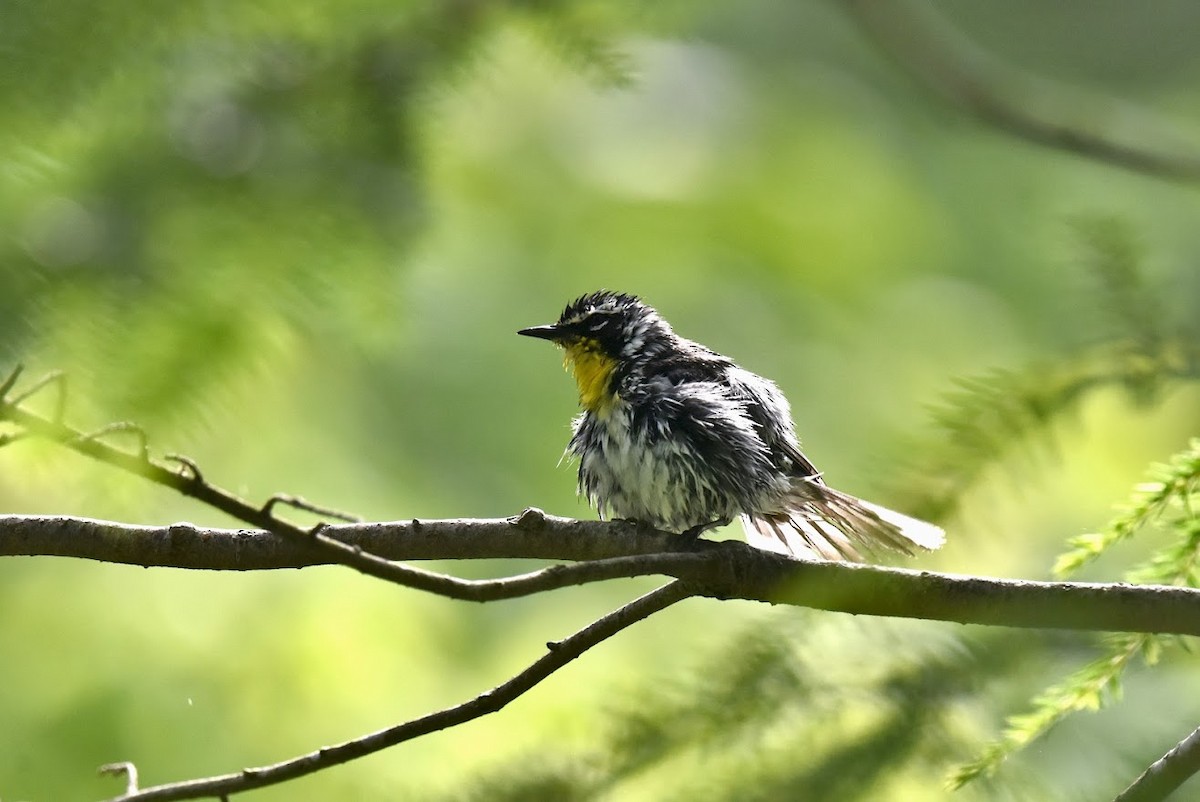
[562,340,617,413]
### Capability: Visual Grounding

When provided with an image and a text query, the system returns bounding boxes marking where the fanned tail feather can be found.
[743,477,944,561]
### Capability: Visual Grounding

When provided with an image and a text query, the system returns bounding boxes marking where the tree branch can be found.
[7,367,1200,799]
[0,367,545,598]
[841,0,1200,183]
[7,513,1200,637]
[104,581,694,802]
[1115,724,1200,802]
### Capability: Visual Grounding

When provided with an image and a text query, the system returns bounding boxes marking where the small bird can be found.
[518,290,944,561]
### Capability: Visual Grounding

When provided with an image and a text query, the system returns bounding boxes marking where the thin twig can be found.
[261,493,362,523]
[1115,724,1200,802]
[162,454,203,483]
[0,430,30,448]
[73,421,149,461]
[99,762,140,796]
[0,363,23,399]
[104,581,694,801]
[10,368,67,421]
[841,0,1200,183]
[0,378,518,598]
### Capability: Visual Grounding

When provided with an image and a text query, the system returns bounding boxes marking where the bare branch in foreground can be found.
[841,0,1200,183]
[1115,724,1200,802]
[6,513,1200,637]
[103,581,694,802]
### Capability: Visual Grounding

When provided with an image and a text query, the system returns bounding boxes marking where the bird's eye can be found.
[586,318,606,332]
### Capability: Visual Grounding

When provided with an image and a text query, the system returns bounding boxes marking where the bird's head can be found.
[518,290,671,412]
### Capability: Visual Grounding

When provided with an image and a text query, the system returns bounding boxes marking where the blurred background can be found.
[2,1,1200,800]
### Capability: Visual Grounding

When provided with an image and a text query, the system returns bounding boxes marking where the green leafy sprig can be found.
[951,439,1200,788]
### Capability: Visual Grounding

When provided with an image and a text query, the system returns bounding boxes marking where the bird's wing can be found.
[620,364,777,510]
[723,367,822,481]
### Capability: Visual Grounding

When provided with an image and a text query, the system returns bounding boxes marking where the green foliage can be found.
[896,216,1200,524]
[0,0,643,429]
[949,632,1154,789]
[951,438,1200,788]
[902,364,1101,522]
[440,617,1047,802]
[519,3,637,88]
[845,218,1200,792]
[1056,438,1200,577]
[1072,216,1164,359]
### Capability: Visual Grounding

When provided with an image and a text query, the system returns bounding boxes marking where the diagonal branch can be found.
[1114,723,1200,802]
[0,368,522,598]
[104,580,694,802]
[842,0,1200,183]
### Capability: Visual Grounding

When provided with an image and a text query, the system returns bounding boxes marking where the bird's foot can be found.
[680,516,732,540]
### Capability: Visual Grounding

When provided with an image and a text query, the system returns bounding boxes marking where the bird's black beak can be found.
[517,324,565,342]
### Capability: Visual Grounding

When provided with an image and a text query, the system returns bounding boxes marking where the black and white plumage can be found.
[518,290,944,561]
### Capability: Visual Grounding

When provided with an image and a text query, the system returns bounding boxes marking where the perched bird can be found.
[518,290,944,561]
